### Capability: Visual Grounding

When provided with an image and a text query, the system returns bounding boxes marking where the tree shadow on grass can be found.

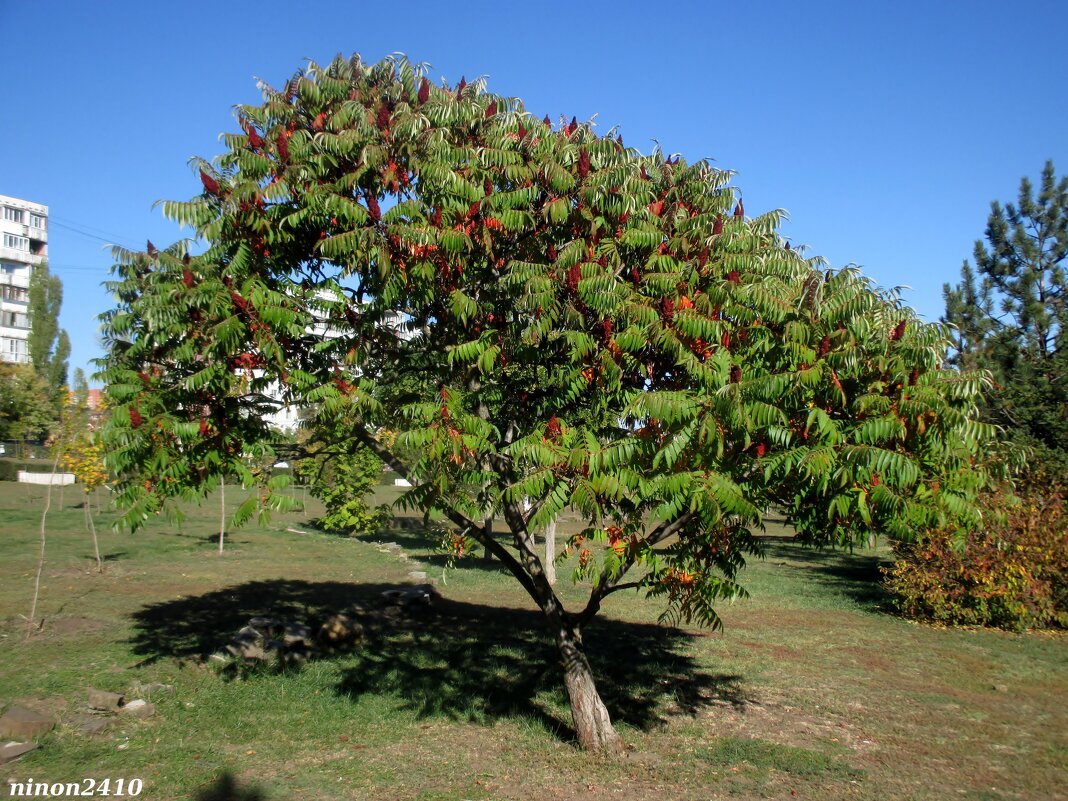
[129,578,750,743]
[193,772,265,801]
[759,534,892,611]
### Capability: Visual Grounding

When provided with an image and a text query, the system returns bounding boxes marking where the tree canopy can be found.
[99,54,996,751]
[28,262,70,403]
[944,160,1067,472]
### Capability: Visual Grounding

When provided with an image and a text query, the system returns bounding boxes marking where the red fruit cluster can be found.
[199,169,220,196]
[376,103,391,130]
[891,320,907,341]
[577,150,590,180]
[566,263,582,295]
[713,215,724,235]
[418,77,430,104]
[817,335,831,359]
[182,268,196,288]
[546,415,562,440]
[129,408,143,429]
[729,365,742,384]
[367,195,381,222]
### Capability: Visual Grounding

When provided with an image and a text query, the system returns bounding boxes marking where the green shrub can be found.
[297,442,385,536]
[885,484,1068,630]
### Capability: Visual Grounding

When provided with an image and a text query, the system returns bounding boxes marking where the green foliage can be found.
[96,54,998,746]
[296,428,385,535]
[28,261,69,400]
[943,161,1068,473]
[885,482,1068,630]
[0,363,56,442]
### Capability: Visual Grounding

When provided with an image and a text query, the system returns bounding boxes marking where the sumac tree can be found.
[99,54,996,752]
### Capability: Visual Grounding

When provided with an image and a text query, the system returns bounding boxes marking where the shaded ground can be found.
[0,482,1065,801]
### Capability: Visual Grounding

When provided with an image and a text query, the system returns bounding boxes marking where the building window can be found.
[1,336,28,357]
[29,214,46,230]
[2,310,29,328]
[3,207,24,224]
[1,284,28,303]
[2,233,29,251]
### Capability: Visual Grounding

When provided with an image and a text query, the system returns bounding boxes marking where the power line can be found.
[47,215,141,248]
[48,219,138,249]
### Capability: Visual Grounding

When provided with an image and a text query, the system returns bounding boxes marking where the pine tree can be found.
[944,161,1068,470]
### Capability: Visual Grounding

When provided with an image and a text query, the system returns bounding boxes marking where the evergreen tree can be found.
[944,161,1068,470]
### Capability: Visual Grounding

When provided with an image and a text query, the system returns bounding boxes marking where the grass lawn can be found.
[1,481,1065,800]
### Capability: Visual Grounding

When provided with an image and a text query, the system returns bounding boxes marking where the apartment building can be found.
[0,194,47,364]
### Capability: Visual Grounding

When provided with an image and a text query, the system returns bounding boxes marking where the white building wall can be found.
[0,194,48,365]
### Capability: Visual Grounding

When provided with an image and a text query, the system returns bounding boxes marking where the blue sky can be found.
[2,0,1065,381]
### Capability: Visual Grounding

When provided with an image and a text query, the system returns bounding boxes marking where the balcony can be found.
[0,246,43,265]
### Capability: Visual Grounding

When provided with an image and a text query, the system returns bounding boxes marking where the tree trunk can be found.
[86,492,102,572]
[481,515,494,562]
[554,618,623,753]
[544,518,557,585]
[218,478,226,554]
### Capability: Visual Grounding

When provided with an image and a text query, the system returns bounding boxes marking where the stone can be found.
[0,741,38,764]
[135,683,174,695]
[248,617,281,636]
[73,716,110,735]
[0,706,54,740]
[87,688,125,712]
[282,623,312,645]
[407,571,428,581]
[993,684,1009,693]
[226,640,266,661]
[318,613,364,647]
[119,700,155,719]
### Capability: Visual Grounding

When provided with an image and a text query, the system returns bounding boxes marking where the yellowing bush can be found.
[885,484,1068,630]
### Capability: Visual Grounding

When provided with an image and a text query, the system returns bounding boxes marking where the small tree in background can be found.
[943,161,1067,472]
[293,408,384,535]
[28,262,70,408]
[98,55,996,751]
